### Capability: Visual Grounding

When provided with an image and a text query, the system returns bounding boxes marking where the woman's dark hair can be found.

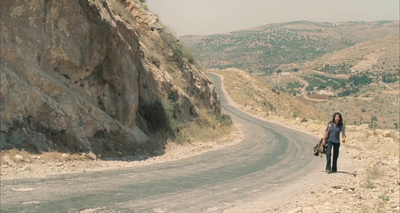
[332,112,343,126]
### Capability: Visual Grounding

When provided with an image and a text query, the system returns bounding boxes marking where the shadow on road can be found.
[320,170,356,177]
[335,171,357,177]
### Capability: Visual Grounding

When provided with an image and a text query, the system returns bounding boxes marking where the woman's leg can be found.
[332,143,341,172]
[325,142,333,172]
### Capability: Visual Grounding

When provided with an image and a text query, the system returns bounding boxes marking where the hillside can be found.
[182,20,399,130]
[181,21,398,75]
[262,33,399,129]
[209,68,324,123]
[0,0,231,157]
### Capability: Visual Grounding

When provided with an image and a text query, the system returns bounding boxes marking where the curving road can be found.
[0,73,319,213]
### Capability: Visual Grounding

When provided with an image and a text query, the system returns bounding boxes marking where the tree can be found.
[369,115,378,131]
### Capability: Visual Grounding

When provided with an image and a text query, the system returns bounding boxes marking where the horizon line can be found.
[178,19,399,37]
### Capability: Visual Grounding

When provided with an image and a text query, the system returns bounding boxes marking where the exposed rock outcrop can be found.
[0,0,220,156]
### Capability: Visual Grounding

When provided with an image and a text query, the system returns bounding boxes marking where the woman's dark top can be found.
[326,121,346,143]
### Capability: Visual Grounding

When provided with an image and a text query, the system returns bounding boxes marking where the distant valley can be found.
[182,21,399,129]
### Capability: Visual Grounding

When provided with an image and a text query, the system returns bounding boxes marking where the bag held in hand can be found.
[313,138,327,157]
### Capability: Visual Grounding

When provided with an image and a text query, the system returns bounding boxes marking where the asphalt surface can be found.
[0,73,319,213]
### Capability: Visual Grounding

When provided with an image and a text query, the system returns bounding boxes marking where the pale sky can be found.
[146,0,399,36]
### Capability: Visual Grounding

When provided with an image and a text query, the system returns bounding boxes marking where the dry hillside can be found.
[209,68,324,122]
[303,34,399,73]
[181,20,399,130]
[182,21,399,75]
[262,33,399,129]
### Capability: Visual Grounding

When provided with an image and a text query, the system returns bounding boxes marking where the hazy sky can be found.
[146,0,399,36]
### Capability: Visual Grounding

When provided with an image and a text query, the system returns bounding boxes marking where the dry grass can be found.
[210,68,324,121]
[313,84,399,129]
[175,107,234,144]
[365,162,383,180]
[304,34,399,73]
[176,122,234,144]
[108,0,136,26]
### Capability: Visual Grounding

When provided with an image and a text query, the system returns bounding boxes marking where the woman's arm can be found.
[342,126,346,143]
[322,129,329,146]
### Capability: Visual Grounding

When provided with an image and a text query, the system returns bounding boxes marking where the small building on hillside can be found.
[319,89,334,96]
[279,72,291,76]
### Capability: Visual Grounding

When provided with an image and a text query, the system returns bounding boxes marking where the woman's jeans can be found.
[326,141,340,172]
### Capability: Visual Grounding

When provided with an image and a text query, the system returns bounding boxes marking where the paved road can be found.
[0,73,319,213]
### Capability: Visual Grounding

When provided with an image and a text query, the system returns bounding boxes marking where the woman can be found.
[322,112,346,173]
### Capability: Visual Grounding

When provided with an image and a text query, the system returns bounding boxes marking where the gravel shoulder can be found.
[0,129,242,181]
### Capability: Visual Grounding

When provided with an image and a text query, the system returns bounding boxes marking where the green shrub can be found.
[172,43,197,66]
[218,114,233,127]
[349,73,373,86]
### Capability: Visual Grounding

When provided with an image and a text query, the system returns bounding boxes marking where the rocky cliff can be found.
[0,0,220,157]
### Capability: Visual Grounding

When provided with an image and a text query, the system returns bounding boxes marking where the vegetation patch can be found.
[90,129,139,158]
[172,43,197,67]
[1,117,84,154]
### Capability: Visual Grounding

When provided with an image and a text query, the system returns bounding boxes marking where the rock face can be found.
[0,0,220,156]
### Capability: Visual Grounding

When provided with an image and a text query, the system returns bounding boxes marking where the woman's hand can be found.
[342,137,346,143]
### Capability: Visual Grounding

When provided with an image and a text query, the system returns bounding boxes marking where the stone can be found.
[302,206,314,213]
[14,154,24,162]
[85,152,97,161]
[382,130,392,138]
[62,154,69,159]
[3,155,14,166]
[22,166,32,171]
[293,207,302,212]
